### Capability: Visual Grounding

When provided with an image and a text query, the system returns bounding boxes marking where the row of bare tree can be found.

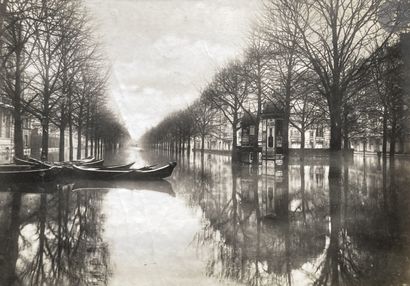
[0,0,129,161]
[143,0,409,160]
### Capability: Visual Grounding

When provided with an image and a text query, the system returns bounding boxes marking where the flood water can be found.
[0,147,409,286]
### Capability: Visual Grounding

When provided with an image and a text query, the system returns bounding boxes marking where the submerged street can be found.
[0,0,409,285]
[0,148,409,286]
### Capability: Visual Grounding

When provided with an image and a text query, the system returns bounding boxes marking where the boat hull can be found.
[15,156,105,169]
[0,166,62,182]
[97,162,135,170]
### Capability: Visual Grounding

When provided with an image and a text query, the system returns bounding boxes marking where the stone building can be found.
[288,125,330,149]
[0,100,32,161]
[0,102,14,158]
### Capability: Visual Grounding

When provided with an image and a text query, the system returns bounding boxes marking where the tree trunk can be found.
[69,114,73,161]
[12,105,24,159]
[382,105,388,156]
[94,137,98,158]
[343,105,349,150]
[390,116,396,156]
[232,119,238,162]
[41,120,49,161]
[59,126,65,162]
[100,139,104,158]
[329,96,343,151]
[283,93,291,155]
[187,137,191,156]
[201,134,205,154]
[300,130,305,150]
[252,118,260,165]
[12,48,24,159]
[90,136,94,157]
[85,137,88,157]
[85,103,90,157]
[76,125,82,160]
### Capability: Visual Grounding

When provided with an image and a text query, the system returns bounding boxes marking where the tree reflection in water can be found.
[0,183,111,286]
[1,150,407,286]
[156,150,410,286]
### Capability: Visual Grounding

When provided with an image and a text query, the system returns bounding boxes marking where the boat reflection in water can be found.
[0,148,409,286]
[0,178,174,286]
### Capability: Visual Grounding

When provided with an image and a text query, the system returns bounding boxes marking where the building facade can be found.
[0,101,32,161]
[288,125,330,149]
[0,102,14,158]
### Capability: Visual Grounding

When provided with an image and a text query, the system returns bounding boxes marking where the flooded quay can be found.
[0,147,409,286]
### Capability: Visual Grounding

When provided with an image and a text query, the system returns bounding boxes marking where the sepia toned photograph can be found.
[0,0,409,285]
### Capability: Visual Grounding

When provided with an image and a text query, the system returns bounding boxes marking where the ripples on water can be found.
[0,147,409,286]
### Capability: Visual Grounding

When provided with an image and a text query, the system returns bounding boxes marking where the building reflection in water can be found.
[157,149,410,286]
[0,149,409,286]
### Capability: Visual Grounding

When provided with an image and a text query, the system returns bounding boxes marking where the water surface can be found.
[0,147,409,286]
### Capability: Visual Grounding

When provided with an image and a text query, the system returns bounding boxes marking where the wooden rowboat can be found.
[93,162,160,171]
[14,156,45,166]
[0,164,35,171]
[69,162,177,180]
[74,159,104,167]
[0,165,62,182]
[96,162,135,170]
[14,156,104,168]
[72,156,95,164]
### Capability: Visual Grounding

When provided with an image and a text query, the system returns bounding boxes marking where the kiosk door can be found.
[266,119,275,157]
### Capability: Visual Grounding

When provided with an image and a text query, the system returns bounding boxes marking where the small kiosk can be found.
[261,103,284,160]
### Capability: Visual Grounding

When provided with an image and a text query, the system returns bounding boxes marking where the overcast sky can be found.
[85,0,261,140]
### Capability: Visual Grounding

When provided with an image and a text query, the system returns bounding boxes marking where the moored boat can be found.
[14,156,104,167]
[71,156,94,164]
[0,165,62,182]
[0,164,35,171]
[78,159,104,167]
[96,162,135,170]
[69,162,177,180]
[14,156,48,166]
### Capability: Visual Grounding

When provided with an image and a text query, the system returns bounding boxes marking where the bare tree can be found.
[263,0,305,155]
[289,72,325,150]
[243,28,273,162]
[73,64,107,160]
[25,0,70,160]
[206,60,249,161]
[282,0,393,151]
[0,0,39,158]
[192,95,218,154]
[53,0,91,161]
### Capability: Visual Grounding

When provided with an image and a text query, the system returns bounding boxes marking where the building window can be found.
[24,135,28,147]
[5,115,11,138]
[316,126,324,137]
[249,126,255,136]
